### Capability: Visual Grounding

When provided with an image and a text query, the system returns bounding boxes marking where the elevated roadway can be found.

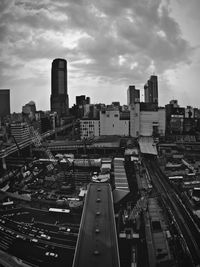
[73,183,120,267]
[0,123,73,159]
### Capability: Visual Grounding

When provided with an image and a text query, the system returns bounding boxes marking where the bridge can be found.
[32,137,122,154]
[0,123,73,160]
[73,183,120,267]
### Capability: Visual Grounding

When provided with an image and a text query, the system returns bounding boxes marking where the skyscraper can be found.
[10,122,30,143]
[127,85,140,105]
[0,89,10,118]
[144,75,158,104]
[50,58,69,116]
[76,95,87,106]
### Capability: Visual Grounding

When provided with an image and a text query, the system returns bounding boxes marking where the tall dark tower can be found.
[51,58,69,116]
[144,75,158,104]
[127,85,140,105]
[0,89,10,118]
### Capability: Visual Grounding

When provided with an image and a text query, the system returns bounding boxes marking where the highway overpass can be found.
[0,123,73,160]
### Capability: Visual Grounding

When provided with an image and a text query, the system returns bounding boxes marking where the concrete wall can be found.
[130,103,140,137]
[130,104,166,137]
[140,111,158,136]
[100,110,129,136]
[158,109,166,135]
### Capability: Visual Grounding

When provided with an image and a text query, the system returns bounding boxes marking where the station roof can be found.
[73,183,120,267]
[112,189,129,204]
[139,137,157,155]
[114,158,129,192]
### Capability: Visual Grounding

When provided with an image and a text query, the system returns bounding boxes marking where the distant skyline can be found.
[0,0,200,112]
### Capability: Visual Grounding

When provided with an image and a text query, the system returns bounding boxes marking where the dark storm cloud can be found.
[0,0,192,73]
[52,0,192,81]
[0,0,15,14]
[0,0,194,111]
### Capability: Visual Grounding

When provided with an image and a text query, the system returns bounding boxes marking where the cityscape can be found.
[0,57,200,267]
[1,1,200,267]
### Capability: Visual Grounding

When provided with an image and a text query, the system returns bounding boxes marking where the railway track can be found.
[144,158,200,266]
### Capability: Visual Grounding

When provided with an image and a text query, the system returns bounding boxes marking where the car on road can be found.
[45,252,58,258]
[16,234,26,240]
[59,227,66,231]
[30,238,38,243]
[41,234,51,240]
[6,229,14,235]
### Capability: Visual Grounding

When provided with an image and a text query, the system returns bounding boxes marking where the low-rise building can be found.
[100,108,129,136]
[130,103,166,137]
[80,107,130,139]
[80,119,100,139]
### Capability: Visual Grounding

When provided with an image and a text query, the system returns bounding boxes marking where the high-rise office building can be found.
[50,58,69,116]
[0,89,10,118]
[127,85,140,105]
[76,95,91,106]
[22,101,36,120]
[10,122,30,143]
[76,95,86,106]
[144,75,158,104]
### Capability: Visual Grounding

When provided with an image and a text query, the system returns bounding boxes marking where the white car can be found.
[45,252,58,258]
[30,238,38,243]
[41,234,51,240]
[16,235,26,240]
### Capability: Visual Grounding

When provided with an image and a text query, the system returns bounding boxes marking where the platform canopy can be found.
[139,136,157,155]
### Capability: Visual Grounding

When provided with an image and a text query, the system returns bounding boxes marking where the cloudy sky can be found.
[0,0,199,112]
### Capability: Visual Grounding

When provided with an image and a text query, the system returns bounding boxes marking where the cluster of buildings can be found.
[75,75,200,140]
[79,75,164,139]
[1,58,200,145]
[166,100,200,137]
[0,58,69,145]
[1,59,200,267]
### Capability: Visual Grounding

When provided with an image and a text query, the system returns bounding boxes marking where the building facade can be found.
[80,120,100,139]
[50,58,69,117]
[10,122,30,143]
[22,101,36,121]
[130,103,165,137]
[144,75,158,104]
[100,108,129,136]
[165,100,200,135]
[130,104,140,137]
[80,108,130,138]
[127,85,140,105]
[0,89,10,118]
[76,95,90,106]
